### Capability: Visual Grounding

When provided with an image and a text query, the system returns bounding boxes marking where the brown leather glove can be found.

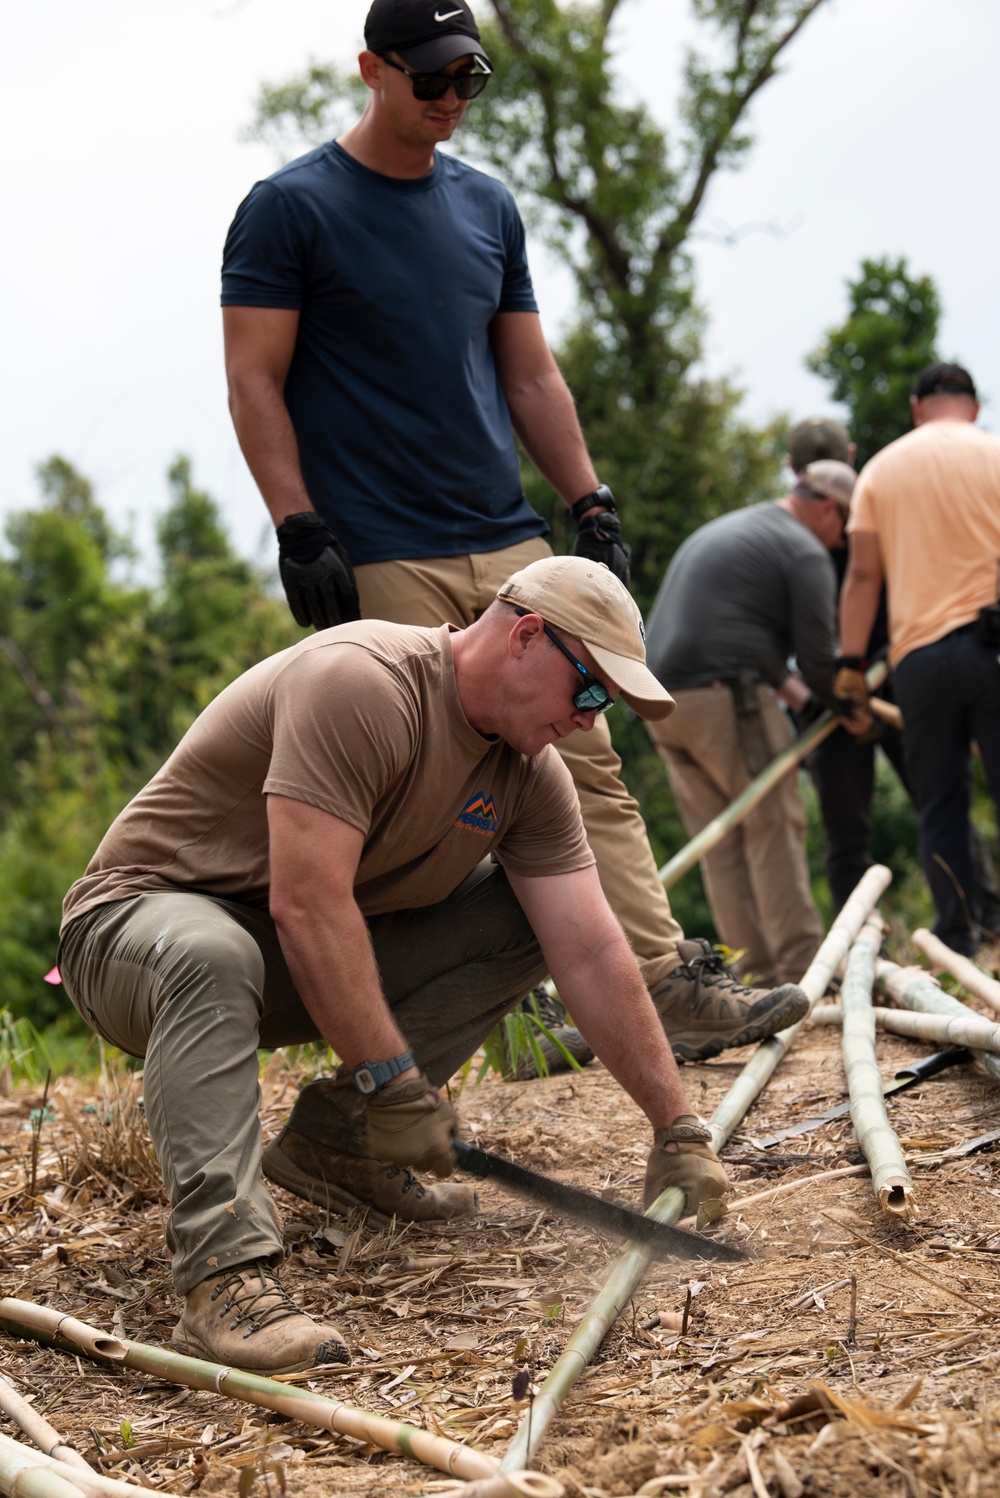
[833,659,869,720]
[366,1074,459,1177]
[644,1116,729,1214]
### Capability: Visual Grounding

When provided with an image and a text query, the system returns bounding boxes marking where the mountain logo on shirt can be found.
[455,792,499,836]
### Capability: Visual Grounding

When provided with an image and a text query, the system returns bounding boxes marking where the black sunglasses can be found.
[380,53,491,101]
[512,608,614,715]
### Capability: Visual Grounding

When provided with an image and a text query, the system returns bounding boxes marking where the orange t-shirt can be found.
[848,421,1000,665]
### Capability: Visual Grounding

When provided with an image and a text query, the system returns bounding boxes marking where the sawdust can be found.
[0,988,999,1496]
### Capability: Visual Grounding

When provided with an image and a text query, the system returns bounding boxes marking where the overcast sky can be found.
[5,0,999,571]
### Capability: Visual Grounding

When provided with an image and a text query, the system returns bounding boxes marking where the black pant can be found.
[894,625,1000,955]
[809,687,910,915]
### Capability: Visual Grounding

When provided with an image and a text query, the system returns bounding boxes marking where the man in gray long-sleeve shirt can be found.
[645,462,859,986]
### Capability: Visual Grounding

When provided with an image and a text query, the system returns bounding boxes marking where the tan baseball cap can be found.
[801,459,857,510]
[497,556,675,721]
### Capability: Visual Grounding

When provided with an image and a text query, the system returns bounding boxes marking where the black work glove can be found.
[790,692,827,734]
[276,512,361,631]
[572,509,631,588]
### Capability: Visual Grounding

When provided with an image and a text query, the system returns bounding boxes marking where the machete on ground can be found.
[753,1047,971,1150]
[453,1138,748,1263]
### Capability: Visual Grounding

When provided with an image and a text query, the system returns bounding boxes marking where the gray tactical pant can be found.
[57,863,546,1293]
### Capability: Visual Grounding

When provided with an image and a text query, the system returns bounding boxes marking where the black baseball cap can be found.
[912,362,977,400]
[364,0,489,71]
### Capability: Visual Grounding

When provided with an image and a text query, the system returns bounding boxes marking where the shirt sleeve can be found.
[788,549,841,702]
[497,193,539,315]
[262,646,416,833]
[221,181,306,310]
[495,749,594,878]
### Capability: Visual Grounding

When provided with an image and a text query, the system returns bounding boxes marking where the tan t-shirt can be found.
[848,421,1000,665]
[61,622,593,930]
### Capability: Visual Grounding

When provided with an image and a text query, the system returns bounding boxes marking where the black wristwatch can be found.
[569,485,617,525]
[352,1051,415,1096]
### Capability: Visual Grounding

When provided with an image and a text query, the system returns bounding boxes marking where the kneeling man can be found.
[59,558,765,1375]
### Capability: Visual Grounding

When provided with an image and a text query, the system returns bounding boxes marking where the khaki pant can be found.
[647,681,823,987]
[354,540,684,988]
[57,864,546,1293]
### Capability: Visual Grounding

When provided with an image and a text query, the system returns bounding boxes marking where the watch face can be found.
[354,1067,377,1095]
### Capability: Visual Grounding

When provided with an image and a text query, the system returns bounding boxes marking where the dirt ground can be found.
[1,987,999,1497]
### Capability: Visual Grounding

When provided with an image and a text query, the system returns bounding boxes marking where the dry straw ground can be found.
[1,987,998,1497]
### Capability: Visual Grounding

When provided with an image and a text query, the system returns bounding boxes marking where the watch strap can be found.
[352,1051,415,1095]
[569,485,617,525]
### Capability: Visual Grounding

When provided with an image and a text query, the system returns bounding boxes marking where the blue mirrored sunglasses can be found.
[513,608,614,714]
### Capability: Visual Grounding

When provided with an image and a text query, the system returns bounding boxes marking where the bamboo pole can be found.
[809,1001,1000,1054]
[874,960,1000,1086]
[0,1435,150,1498]
[704,864,893,1153]
[499,864,892,1475]
[912,929,1000,1016]
[0,1301,557,1494]
[840,920,916,1220]
[0,1379,90,1472]
[0,1438,88,1498]
[657,663,888,891]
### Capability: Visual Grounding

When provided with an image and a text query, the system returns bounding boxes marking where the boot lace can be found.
[674,945,746,1007]
[209,1261,307,1339]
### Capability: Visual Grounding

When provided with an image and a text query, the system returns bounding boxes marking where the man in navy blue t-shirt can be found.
[221,0,810,1219]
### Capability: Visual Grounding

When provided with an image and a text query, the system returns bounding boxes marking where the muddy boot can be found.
[172,1260,350,1374]
[262,1074,476,1225]
[506,987,595,1080]
[263,1127,476,1225]
[651,939,809,1063]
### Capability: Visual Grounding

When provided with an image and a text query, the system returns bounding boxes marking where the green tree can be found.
[0,457,296,1030]
[806,256,941,467]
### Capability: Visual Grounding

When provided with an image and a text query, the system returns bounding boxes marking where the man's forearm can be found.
[505,369,599,505]
[839,569,882,660]
[554,941,693,1128]
[229,373,315,528]
[273,900,414,1072]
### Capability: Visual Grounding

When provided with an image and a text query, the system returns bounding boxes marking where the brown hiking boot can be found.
[262,1126,477,1226]
[651,939,809,1063]
[172,1260,350,1374]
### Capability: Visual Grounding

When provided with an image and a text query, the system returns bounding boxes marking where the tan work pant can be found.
[57,864,547,1293]
[646,681,823,988]
[354,540,684,988]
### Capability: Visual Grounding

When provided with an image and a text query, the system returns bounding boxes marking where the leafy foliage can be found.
[806,256,941,467]
[0,457,297,1030]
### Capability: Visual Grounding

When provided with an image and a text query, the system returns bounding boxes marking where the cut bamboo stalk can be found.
[0,1437,88,1498]
[0,1378,91,1471]
[499,864,892,1475]
[912,929,1000,1016]
[0,1300,514,1490]
[704,864,893,1154]
[0,1435,147,1498]
[840,920,917,1220]
[874,960,1000,1086]
[657,663,888,891]
[0,1305,125,1363]
[809,1001,1000,1054]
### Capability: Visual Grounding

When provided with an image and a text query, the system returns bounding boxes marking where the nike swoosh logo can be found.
[434,8,464,19]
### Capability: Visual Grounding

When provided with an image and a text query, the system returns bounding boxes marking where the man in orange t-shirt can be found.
[839,363,1000,954]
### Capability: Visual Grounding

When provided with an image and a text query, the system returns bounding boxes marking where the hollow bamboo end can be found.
[878,1178,918,1220]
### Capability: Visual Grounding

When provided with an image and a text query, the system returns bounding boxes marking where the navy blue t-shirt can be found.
[222,143,548,565]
